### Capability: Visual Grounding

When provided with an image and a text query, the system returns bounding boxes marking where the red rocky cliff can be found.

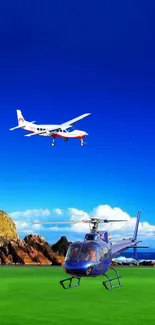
[0,235,66,265]
[0,210,68,265]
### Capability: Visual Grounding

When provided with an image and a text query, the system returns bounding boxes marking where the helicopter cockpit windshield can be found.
[65,243,97,262]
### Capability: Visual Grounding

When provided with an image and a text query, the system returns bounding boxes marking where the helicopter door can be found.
[96,247,103,270]
[103,247,109,259]
[97,246,110,270]
[97,247,103,261]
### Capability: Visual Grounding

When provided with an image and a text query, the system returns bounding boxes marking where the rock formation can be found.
[0,210,18,241]
[0,235,65,265]
[0,210,154,267]
[52,236,70,256]
[0,210,65,265]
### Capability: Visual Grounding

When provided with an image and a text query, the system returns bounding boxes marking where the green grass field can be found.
[0,266,154,325]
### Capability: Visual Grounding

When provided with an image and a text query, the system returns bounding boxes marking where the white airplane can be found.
[10,110,91,146]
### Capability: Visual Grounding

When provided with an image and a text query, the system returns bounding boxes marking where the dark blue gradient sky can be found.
[1,0,155,243]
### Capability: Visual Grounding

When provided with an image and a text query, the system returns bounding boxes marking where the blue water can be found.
[120,251,155,260]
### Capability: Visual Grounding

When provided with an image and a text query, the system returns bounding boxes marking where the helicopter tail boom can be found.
[111,210,146,258]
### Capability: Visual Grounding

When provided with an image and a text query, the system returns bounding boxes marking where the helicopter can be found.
[34,210,150,290]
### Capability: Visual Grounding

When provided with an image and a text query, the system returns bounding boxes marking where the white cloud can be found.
[68,208,90,220]
[14,219,44,236]
[54,208,63,216]
[67,205,155,240]
[9,205,155,241]
[9,208,64,237]
[92,205,130,221]
[15,221,29,230]
[48,226,71,232]
[10,209,51,219]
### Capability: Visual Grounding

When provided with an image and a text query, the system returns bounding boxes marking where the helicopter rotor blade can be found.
[33,221,82,224]
[79,219,128,223]
[98,219,127,223]
[33,219,127,225]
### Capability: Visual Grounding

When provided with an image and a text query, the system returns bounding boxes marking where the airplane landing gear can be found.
[81,139,86,146]
[52,139,55,146]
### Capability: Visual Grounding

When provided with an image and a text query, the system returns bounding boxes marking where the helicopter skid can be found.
[60,276,81,289]
[102,267,122,290]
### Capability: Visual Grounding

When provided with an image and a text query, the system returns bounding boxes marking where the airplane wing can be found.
[24,113,91,136]
[25,130,48,137]
[60,113,91,129]
[10,125,27,131]
[10,121,36,131]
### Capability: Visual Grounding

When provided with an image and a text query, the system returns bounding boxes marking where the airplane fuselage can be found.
[10,110,90,146]
[22,122,88,139]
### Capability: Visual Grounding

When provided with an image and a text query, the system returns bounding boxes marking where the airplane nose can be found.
[84,132,88,136]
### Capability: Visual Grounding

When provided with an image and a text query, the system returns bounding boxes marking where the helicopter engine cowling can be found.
[64,260,97,277]
[86,265,95,275]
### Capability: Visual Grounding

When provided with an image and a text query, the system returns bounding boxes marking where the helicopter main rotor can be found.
[33,217,127,233]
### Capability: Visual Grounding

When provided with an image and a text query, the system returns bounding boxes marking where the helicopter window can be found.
[65,244,81,261]
[104,247,109,259]
[79,245,97,262]
[65,244,97,262]
[98,247,104,261]
[86,235,94,241]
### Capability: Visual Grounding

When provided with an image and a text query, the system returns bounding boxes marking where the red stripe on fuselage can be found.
[26,130,86,139]
[52,133,85,139]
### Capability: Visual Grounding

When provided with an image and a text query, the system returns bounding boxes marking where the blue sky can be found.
[1,0,155,246]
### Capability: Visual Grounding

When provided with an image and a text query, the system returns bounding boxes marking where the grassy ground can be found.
[0,266,154,325]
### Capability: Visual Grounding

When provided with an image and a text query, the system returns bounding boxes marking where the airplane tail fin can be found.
[17,110,25,125]
[132,210,141,241]
[10,110,36,131]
